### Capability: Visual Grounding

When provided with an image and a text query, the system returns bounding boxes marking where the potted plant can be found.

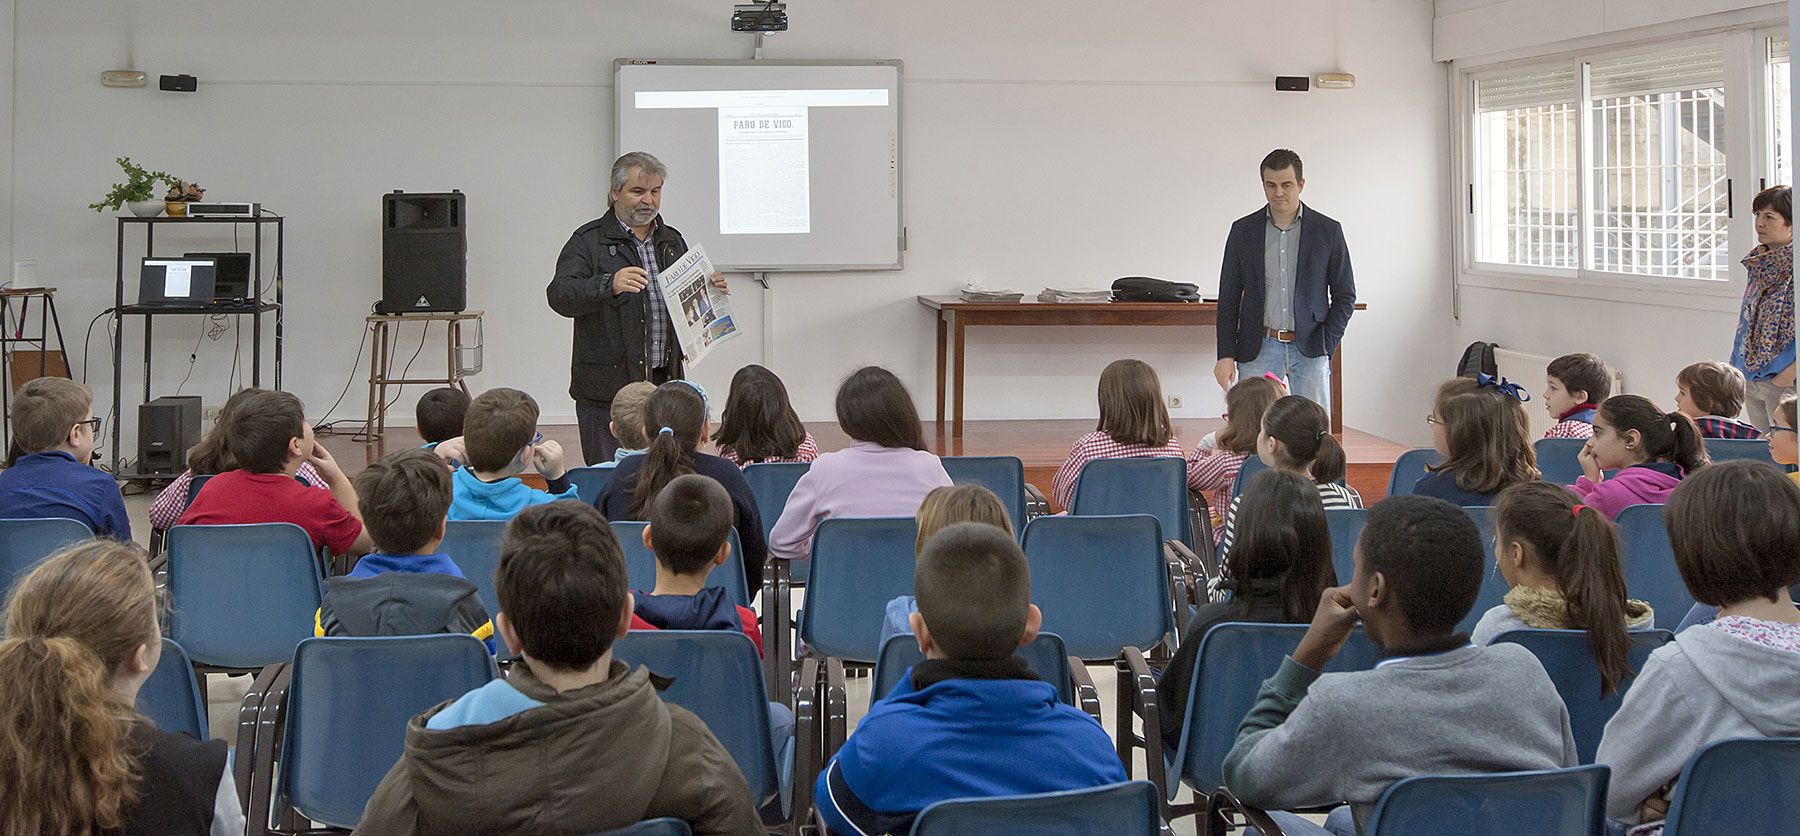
[164,179,205,217]
[88,157,173,217]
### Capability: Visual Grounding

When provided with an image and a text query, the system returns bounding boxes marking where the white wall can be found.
[1435,0,1781,61]
[1,0,14,283]
[8,0,1450,462]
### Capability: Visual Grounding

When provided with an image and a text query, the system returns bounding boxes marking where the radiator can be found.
[1492,347,1626,440]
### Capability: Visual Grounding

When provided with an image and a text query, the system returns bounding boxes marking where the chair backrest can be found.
[1663,736,1800,835]
[940,455,1029,535]
[279,635,496,828]
[1387,448,1446,497]
[136,638,207,740]
[1069,457,1194,548]
[1534,438,1589,486]
[0,516,94,595]
[166,523,325,668]
[1614,504,1695,630]
[564,465,615,505]
[1231,454,1269,498]
[1326,507,1368,586]
[612,520,751,609]
[1363,765,1610,836]
[800,517,919,663]
[1176,623,1380,796]
[186,473,214,505]
[909,780,1163,836]
[439,519,509,619]
[871,632,1075,710]
[1455,506,1508,636]
[743,461,810,544]
[1492,628,1676,763]
[1021,514,1173,660]
[586,819,693,836]
[613,630,782,809]
[1702,437,1773,465]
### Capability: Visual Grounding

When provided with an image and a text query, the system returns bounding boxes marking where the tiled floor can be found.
[126,490,1323,834]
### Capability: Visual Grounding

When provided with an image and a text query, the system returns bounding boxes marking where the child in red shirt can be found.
[177,390,372,557]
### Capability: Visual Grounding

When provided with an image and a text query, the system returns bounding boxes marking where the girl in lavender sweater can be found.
[768,367,951,561]
[1569,395,1709,519]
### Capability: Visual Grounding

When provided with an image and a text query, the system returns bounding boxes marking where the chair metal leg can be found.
[1068,660,1102,725]
[235,664,283,818]
[1122,648,1178,824]
[823,657,848,763]
[247,665,293,836]
[790,655,822,836]
[764,558,791,706]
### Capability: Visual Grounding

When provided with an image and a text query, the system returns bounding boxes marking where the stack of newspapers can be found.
[959,282,1024,303]
[1036,287,1112,303]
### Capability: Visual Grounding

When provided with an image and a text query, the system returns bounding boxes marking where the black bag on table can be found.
[1111,276,1202,303]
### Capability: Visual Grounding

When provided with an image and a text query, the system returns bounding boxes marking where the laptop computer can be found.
[184,252,251,301]
[138,257,218,307]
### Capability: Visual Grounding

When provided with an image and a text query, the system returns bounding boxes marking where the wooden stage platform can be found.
[322,418,1412,507]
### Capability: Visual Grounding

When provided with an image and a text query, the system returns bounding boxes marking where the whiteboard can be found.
[614,59,903,271]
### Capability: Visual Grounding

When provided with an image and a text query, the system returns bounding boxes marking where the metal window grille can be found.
[1772,38,1791,189]
[1475,66,1579,268]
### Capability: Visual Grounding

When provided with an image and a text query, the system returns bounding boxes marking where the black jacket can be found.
[547,208,689,404]
[118,721,229,836]
[1216,202,1356,362]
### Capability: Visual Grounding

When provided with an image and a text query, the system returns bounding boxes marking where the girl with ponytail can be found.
[1473,482,1655,694]
[1217,395,1361,558]
[0,539,243,835]
[597,380,767,581]
[1569,394,1709,519]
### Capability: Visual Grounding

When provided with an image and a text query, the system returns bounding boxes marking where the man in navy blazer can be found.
[1213,149,1356,416]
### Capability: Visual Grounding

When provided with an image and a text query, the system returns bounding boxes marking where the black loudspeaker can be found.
[380,191,467,314]
[138,395,202,476]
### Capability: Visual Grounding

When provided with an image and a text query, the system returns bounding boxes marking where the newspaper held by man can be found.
[659,244,741,366]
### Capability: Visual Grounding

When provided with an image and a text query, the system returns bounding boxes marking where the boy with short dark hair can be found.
[415,387,471,447]
[0,378,130,539]
[315,448,492,649]
[815,523,1126,835]
[1675,361,1763,439]
[356,502,761,835]
[1222,495,1576,835]
[177,390,372,556]
[629,474,761,654]
[446,388,580,520]
[1543,353,1612,439]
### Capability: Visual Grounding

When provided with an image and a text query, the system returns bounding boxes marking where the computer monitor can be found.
[138,258,218,306]
[184,251,251,301]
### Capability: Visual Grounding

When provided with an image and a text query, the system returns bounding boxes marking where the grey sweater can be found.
[1222,644,1577,833]
[1594,623,1800,823]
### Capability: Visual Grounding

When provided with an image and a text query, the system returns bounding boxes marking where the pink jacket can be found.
[1568,464,1683,519]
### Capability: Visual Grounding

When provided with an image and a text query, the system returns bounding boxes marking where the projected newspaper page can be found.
[719,107,810,234]
[658,244,741,366]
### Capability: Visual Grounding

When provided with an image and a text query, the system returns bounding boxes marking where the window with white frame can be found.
[1466,34,1790,286]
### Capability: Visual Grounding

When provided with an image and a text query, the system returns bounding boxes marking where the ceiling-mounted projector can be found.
[732,2,787,33]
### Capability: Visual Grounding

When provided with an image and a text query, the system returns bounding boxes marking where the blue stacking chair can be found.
[909,780,1163,836]
[802,517,919,760]
[1069,457,1196,550]
[166,523,324,671]
[940,455,1030,534]
[1702,437,1774,465]
[1455,506,1508,636]
[1119,623,1381,822]
[1358,765,1610,836]
[1021,514,1174,662]
[1387,448,1446,496]
[1615,504,1694,630]
[744,461,810,547]
[259,635,496,834]
[439,519,508,619]
[1493,628,1675,764]
[613,520,752,609]
[137,638,208,741]
[0,516,93,593]
[1662,737,1800,835]
[564,464,616,505]
[587,820,692,836]
[1231,454,1269,498]
[1326,508,1368,586]
[870,632,1097,720]
[1535,437,1589,486]
[186,473,215,504]
[614,630,813,830]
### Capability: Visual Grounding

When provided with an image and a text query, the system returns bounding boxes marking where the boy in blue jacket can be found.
[815,522,1125,835]
[0,378,130,539]
[446,388,581,520]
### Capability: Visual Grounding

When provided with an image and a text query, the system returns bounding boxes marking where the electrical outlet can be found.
[1168,395,1184,409]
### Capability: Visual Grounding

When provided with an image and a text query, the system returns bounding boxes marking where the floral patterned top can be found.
[1732,242,1796,381]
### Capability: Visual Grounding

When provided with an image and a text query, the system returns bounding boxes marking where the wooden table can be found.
[919,296,1366,438]
[363,311,484,439]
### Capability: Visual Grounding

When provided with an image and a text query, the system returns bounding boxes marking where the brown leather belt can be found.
[1265,327,1297,343]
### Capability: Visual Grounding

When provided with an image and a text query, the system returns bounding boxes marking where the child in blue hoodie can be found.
[316,448,494,651]
[447,388,581,520]
[815,522,1125,835]
[629,473,762,654]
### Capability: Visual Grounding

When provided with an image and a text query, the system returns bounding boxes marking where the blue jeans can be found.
[1237,335,1332,419]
